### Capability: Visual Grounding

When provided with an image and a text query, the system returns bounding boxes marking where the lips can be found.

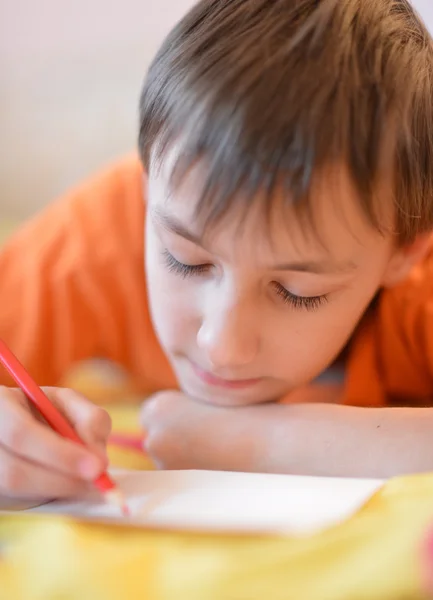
[191,362,263,389]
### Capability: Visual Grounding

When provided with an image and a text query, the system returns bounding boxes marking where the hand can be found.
[140,390,268,471]
[0,386,111,509]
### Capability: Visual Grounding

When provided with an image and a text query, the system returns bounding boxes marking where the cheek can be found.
[271,288,375,383]
[271,315,344,379]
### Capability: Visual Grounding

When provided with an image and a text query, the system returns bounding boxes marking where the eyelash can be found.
[162,249,211,278]
[161,250,329,311]
[272,283,328,312]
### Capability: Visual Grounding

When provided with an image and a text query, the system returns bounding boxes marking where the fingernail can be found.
[79,456,101,480]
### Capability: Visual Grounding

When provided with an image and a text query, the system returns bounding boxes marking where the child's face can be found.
[145,159,396,407]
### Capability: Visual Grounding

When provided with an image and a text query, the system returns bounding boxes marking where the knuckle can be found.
[42,386,70,405]
[145,430,168,459]
[2,415,27,453]
[91,404,111,425]
[52,386,86,407]
[141,392,182,432]
[0,385,16,396]
[140,398,158,423]
[41,386,56,395]
[144,430,161,455]
[2,463,25,493]
[89,407,112,438]
[145,427,179,467]
[149,397,164,417]
[0,386,25,409]
[62,387,84,404]
[146,392,173,415]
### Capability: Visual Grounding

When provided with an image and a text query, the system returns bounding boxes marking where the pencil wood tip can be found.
[104,489,129,517]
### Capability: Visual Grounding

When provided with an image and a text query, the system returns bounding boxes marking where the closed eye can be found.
[162,249,329,311]
[272,282,328,311]
[162,249,211,278]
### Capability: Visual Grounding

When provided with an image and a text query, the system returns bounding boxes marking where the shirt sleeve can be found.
[0,155,154,387]
[344,249,433,407]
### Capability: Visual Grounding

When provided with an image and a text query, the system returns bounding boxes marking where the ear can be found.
[381,234,431,288]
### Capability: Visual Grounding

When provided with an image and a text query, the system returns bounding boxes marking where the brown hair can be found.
[139,0,433,244]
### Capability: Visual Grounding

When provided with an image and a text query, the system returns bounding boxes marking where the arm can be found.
[140,390,433,478]
[253,402,433,478]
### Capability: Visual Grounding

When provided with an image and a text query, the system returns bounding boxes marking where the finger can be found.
[0,444,89,500]
[42,388,111,465]
[0,387,34,413]
[49,388,112,449]
[0,389,105,481]
[139,396,154,431]
[139,392,170,430]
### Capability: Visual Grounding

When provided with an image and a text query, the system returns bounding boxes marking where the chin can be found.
[171,357,288,406]
[177,377,279,407]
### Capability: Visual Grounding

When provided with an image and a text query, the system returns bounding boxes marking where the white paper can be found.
[21,470,384,535]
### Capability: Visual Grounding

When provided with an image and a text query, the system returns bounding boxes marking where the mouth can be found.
[191,362,263,390]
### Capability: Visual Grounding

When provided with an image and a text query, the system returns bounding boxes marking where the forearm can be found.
[254,403,433,478]
[140,390,433,477]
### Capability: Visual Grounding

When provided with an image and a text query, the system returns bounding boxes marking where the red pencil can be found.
[0,339,128,515]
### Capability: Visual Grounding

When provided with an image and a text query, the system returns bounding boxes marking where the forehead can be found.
[148,150,393,262]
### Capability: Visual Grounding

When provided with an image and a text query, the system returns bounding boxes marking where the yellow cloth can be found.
[1,473,433,599]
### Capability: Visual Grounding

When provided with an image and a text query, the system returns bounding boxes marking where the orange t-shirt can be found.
[1,155,433,407]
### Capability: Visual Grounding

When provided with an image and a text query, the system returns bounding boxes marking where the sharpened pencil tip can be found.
[104,489,129,517]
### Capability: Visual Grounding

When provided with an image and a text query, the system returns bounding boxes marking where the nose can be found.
[196,287,260,370]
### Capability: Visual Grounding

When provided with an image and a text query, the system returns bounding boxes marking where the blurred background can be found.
[0,0,194,223]
[0,0,432,223]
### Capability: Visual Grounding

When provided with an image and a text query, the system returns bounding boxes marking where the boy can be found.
[1,0,433,506]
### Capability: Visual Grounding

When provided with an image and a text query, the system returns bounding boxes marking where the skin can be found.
[0,155,431,506]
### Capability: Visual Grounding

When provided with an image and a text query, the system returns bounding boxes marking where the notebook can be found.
[23,469,383,535]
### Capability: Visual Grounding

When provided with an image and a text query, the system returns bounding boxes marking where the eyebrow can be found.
[152,207,207,247]
[272,260,357,275]
[151,208,357,275]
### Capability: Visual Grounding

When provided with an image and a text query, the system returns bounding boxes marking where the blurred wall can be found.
[0,0,432,219]
[0,0,194,219]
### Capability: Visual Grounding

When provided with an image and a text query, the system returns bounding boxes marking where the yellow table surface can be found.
[1,404,433,599]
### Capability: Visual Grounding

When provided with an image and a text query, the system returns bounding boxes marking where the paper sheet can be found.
[22,470,383,535]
